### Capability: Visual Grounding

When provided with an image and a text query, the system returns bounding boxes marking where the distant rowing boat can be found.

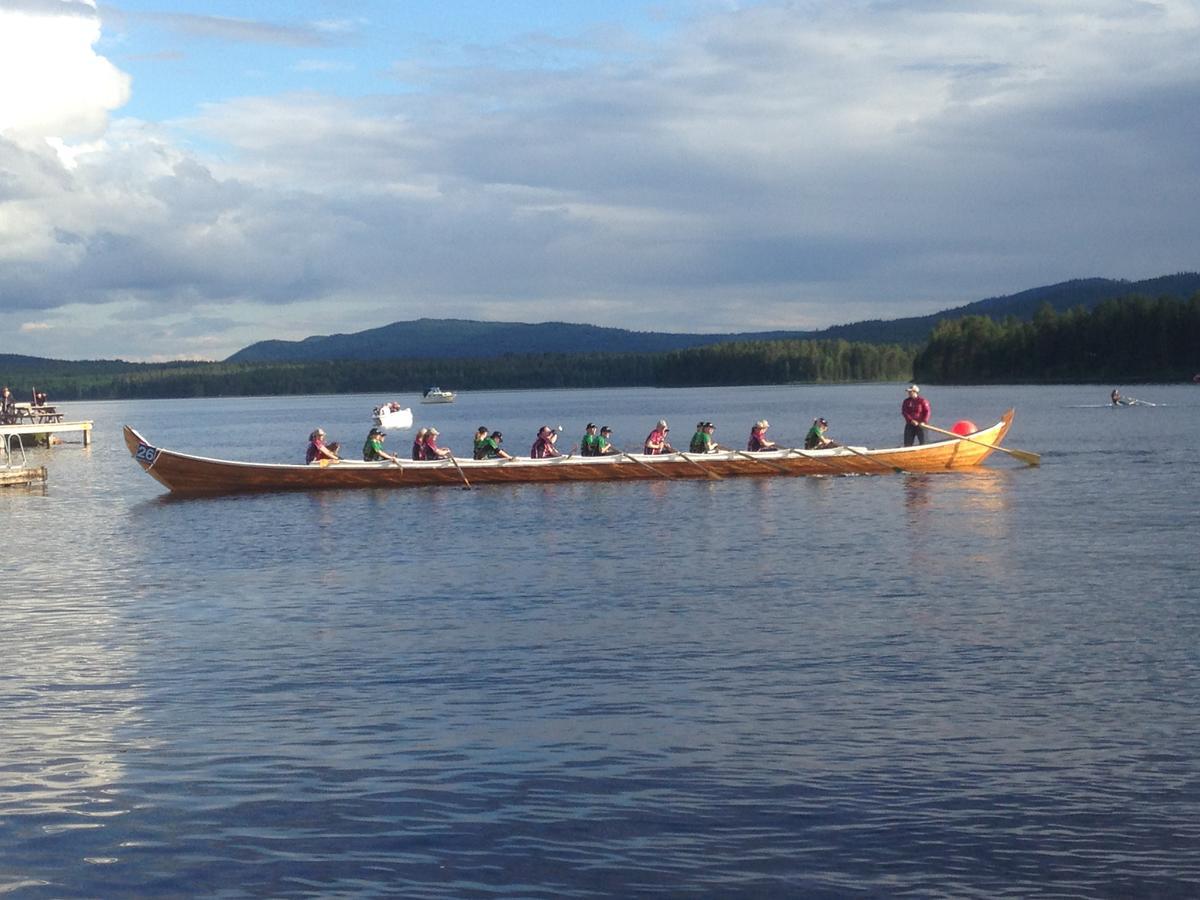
[373,403,413,429]
[123,410,1017,496]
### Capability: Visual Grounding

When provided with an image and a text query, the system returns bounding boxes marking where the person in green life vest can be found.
[580,423,602,456]
[473,425,489,460]
[689,421,722,453]
[362,427,399,462]
[479,430,513,460]
[804,417,838,450]
[596,425,619,455]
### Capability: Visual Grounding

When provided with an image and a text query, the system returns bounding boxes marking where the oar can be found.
[837,443,909,475]
[676,450,722,480]
[621,451,666,479]
[920,422,1040,467]
[733,449,791,474]
[447,453,472,489]
[782,445,855,474]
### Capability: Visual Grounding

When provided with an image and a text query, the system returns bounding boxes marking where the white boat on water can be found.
[373,403,414,429]
[421,387,456,404]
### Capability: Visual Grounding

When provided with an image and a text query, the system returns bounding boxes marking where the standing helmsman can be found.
[901,384,931,446]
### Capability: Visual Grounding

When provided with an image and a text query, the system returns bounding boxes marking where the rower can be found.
[579,423,601,456]
[596,426,618,456]
[643,420,673,454]
[531,426,562,458]
[804,417,838,450]
[747,419,777,452]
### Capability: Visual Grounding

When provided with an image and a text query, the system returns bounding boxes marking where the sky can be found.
[1,0,1198,361]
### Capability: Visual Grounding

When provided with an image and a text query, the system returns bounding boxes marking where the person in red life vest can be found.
[643,420,673,454]
[747,419,777,451]
[531,425,562,458]
[411,428,428,460]
[305,427,340,464]
[901,384,931,446]
[423,427,452,459]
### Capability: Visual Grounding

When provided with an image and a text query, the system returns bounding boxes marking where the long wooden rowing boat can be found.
[123,411,1016,495]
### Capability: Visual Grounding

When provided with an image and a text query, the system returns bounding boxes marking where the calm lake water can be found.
[2,383,1198,898]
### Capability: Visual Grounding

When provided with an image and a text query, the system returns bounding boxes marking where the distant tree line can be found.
[5,292,1197,400]
[0,339,917,401]
[653,339,916,386]
[913,295,1200,383]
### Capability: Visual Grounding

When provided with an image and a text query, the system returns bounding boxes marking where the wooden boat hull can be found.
[123,411,1016,496]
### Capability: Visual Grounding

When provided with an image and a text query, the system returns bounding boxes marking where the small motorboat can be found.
[421,387,456,404]
[373,402,413,429]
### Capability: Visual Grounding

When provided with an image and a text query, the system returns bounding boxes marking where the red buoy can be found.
[951,419,977,436]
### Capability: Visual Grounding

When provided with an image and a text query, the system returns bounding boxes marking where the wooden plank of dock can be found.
[0,466,47,487]
[1,420,93,446]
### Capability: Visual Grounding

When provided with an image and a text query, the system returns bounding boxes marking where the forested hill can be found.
[0,354,161,375]
[816,273,1200,344]
[226,273,1200,362]
[225,319,819,364]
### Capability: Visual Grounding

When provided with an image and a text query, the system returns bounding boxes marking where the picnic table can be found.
[11,403,65,424]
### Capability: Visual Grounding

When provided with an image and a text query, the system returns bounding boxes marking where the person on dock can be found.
[362,428,399,463]
[411,428,428,460]
[747,420,777,452]
[423,427,452,459]
[479,430,513,460]
[644,420,673,454]
[0,386,15,424]
[804,417,838,450]
[305,428,340,464]
[579,423,601,456]
[531,425,562,458]
[473,426,489,459]
[597,426,619,456]
[902,384,931,446]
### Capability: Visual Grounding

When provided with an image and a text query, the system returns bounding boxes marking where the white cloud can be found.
[0,0,130,142]
[1,0,1198,361]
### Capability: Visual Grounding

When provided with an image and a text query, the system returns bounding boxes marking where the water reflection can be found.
[0,540,145,881]
[4,389,1199,897]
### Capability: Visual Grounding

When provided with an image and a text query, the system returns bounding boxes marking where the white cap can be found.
[907,384,920,393]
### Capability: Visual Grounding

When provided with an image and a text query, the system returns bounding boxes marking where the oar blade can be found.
[1009,447,1041,466]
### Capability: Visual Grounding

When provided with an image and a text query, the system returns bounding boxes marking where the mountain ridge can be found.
[5,274,1198,368]
[224,272,1200,363]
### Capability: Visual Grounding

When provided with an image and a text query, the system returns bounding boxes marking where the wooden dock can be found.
[0,465,47,487]
[1,420,93,447]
